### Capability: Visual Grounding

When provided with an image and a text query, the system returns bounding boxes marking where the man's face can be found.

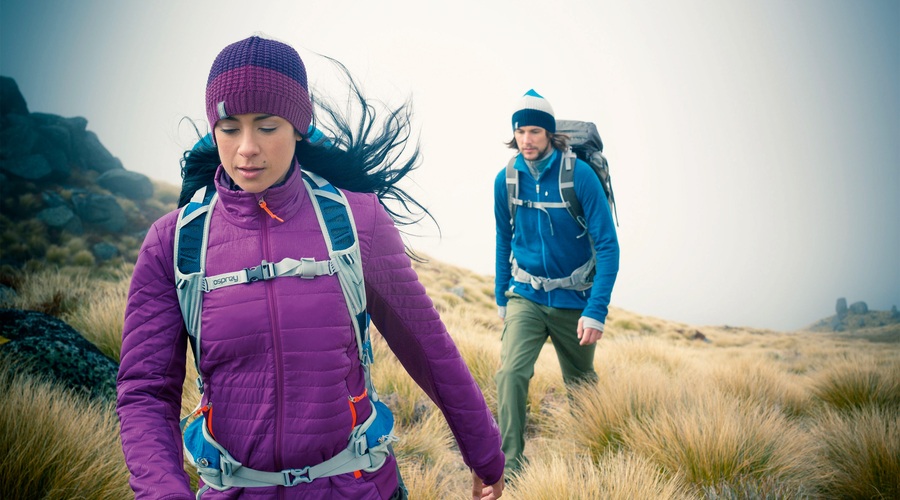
[514,126,550,161]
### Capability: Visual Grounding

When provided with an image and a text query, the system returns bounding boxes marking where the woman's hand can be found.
[472,470,503,499]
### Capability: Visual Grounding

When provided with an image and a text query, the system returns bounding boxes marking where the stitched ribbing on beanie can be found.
[205,36,313,137]
[512,89,555,133]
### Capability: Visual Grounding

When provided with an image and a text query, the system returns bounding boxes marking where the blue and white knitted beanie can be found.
[512,89,555,133]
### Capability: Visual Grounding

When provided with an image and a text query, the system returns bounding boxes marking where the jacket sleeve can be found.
[361,196,505,485]
[574,160,620,324]
[493,168,513,307]
[116,217,194,499]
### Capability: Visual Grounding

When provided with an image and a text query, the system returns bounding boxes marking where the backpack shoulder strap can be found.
[505,155,520,227]
[174,185,218,392]
[301,171,378,399]
[558,150,587,230]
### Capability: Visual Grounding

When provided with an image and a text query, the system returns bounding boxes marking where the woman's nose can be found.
[238,133,259,158]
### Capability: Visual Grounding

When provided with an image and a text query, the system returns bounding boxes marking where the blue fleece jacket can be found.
[494,149,619,324]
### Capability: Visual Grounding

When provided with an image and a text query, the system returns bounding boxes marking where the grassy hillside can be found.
[2,255,899,499]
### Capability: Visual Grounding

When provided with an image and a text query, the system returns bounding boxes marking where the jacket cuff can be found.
[581,316,605,332]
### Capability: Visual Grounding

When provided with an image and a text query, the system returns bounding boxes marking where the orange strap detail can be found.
[194,405,216,438]
[258,200,284,222]
[348,390,368,480]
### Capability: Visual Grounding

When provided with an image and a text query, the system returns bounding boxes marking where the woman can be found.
[116,35,504,499]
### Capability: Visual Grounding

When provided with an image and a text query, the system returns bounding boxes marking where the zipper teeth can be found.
[261,212,286,471]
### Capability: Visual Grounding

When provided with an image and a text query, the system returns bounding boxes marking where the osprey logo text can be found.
[212,275,239,287]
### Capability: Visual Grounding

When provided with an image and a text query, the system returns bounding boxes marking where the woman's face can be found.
[214,113,301,194]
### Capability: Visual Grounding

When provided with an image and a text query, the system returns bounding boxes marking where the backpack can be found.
[173,169,395,492]
[506,119,618,229]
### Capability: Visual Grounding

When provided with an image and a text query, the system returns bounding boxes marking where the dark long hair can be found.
[179,57,434,234]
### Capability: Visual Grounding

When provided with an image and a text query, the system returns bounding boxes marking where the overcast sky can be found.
[2,0,898,331]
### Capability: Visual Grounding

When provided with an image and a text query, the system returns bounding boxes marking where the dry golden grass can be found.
[812,406,900,499]
[506,450,691,500]
[3,255,899,499]
[0,367,132,499]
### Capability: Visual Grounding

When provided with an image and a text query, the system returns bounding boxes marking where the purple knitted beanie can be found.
[206,35,312,138]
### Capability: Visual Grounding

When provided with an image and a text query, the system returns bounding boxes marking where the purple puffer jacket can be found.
[116,163,504,499]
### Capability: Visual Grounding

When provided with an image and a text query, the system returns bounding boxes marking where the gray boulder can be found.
[0,308,118,402]
[36,205,75,228]
[849,301,868,314]
[835,297,848,319]
[98,169,154,200]
[0,153,51,180]
[71,191,126,232]
[0,76,29,116]
[0,113,38,161]
[81,130,123,173]
[92,241,119,262]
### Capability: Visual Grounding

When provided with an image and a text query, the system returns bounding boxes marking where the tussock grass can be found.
[622,390,822,493]
[551,363,676,460]
[507,451,690,500]
[707,357,812,418]
[811,358,900,413]
[0,366,132,499]
[5,266,94,317]
[813,406,900,499]
[5,256,900,498]
[64,273,131,362]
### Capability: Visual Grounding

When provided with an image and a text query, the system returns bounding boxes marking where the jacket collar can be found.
[214,159,307,228]
[516,148,560,181]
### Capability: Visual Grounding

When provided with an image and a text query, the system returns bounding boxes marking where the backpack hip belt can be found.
[180,398,395,493]
[510,256,595,292]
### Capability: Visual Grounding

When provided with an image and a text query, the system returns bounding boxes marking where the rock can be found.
[97,169,153,200]
[0,113,38,160]
[81,130,123,173]
[92,241,119,262]
[691,330,710,342]
[0,153,52,180]
[0,308,118,402]
[36,205,75,228]
[831,317,844,332]
[0,76,29,116]
[849,301,868,314]
[835,297,848,319]
[71,191,126,232]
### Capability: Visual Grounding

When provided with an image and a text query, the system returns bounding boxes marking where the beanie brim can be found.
[206,66,312,136]
[512,108,556,134]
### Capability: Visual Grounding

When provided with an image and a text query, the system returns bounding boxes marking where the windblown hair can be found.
[505,131,570,152]
[179,56,434,235]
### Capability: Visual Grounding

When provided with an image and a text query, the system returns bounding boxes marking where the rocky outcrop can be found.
[0,75,172,267]
[0,308,118,402]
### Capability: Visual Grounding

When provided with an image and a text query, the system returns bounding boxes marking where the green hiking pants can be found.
[495,293,598,474]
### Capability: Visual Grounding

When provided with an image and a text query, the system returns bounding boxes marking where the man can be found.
[493,89,619,475]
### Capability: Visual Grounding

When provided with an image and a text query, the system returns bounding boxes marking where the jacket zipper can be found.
[260,204,287,484]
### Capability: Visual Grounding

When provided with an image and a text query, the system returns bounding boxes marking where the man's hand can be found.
[577,317,604,345]
[472,470,503,499]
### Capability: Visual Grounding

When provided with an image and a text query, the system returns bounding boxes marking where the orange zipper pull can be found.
[258,198,284,222]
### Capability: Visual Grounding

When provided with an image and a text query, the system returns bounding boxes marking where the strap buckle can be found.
[283,467,311,486]
[298,258,317,279]
[245,260,275,282]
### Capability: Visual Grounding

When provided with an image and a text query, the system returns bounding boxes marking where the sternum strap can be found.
[202,257,336,292]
